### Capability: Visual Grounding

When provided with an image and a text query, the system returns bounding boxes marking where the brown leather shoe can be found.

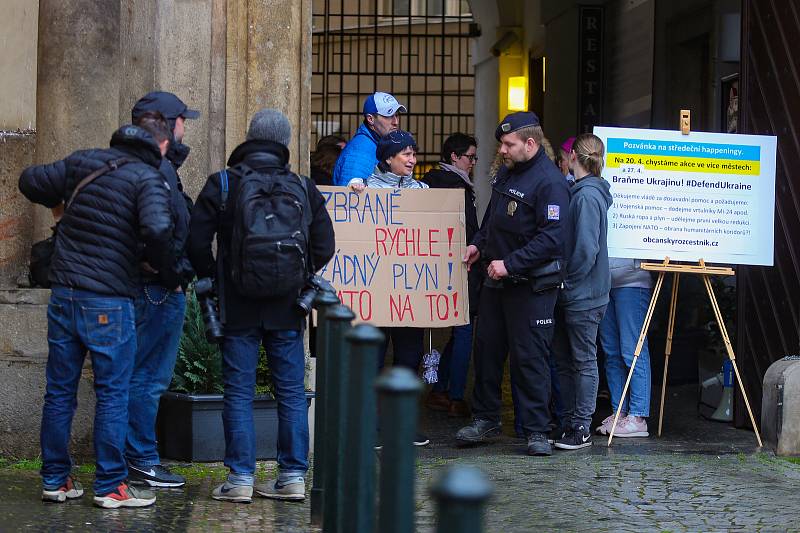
[448,399,471,418]
[425,391,450,412]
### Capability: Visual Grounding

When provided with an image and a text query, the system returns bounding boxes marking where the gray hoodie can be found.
[609,258,653,289]
[560,175,613,311]
[366,166,429,189]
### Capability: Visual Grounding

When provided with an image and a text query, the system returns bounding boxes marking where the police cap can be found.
[495,111,541,141]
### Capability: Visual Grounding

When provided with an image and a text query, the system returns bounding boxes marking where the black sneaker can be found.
[128,464,186,488]
[455,418,501,445]
[413,433,431,447]
[547,427,565,445]
[554,425,593,450]
[526,432,552,456]
[374,432,430,450]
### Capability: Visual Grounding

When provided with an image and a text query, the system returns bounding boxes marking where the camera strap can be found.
[216,168,230,324]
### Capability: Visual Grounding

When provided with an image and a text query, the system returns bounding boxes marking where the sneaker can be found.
[555,425,593,450]
[255,478,305,501]
[413,433,431,447]
[94,482,156,508]
[526,432,553,456]
[211,482,253,504]
[613,415,649,438]
[595,414,616,436]
[42,476,84,503]
[128,464,186,488]
[448,399,471,418]
[547,427,565,445]
[455,418,501,444]
[425,391,451,412]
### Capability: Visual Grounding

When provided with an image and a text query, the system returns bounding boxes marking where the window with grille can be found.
[312,0,476,178]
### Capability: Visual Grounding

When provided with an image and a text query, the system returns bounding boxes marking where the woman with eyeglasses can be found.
[421,133,480,419]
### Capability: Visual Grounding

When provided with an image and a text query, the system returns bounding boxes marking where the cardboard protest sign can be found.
[594,126,777,266]
[318,186,469,327]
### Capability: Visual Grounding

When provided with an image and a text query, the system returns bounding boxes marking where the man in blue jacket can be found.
[332,91,406,186]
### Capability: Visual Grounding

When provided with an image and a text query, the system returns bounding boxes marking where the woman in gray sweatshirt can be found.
[552,133,613,450]
[350,129,430,447]
[595,259,653,437]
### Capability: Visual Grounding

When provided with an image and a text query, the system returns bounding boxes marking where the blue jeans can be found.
[41,286,136,495]
[222,329,307,486]
[599,287,652,417]
[126,285,186,467]
[431,322,473,400]
[552,305,607,429]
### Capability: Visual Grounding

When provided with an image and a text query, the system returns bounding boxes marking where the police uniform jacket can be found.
[472,147,570,277]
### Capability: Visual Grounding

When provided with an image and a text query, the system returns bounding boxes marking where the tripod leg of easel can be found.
[701,274,763,447]
[658,273,680,437]
[608,271,666,446]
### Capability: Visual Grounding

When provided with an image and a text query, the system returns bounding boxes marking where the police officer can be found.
[455,112,570,456]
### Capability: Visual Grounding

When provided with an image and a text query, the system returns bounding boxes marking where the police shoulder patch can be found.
[547,205,560,220]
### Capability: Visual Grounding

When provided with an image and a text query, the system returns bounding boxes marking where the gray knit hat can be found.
[246,108,292,147]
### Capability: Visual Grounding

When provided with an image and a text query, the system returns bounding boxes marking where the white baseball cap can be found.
[362,92,407,117]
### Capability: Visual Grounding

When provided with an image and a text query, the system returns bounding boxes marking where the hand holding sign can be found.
[463,244,480,271]
[318,186,469,327]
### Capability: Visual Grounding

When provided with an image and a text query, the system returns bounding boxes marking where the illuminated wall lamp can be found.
[508,76,528,111]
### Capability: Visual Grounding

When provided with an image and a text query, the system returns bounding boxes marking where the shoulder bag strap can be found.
[66,158,130,209]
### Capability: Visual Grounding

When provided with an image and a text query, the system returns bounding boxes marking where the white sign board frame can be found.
[593,126,777,266]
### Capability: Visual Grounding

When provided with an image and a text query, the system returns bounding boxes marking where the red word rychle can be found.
[375,227,440,257]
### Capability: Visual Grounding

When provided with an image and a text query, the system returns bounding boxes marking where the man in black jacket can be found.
[454,112,571,457]
[18,117,174,508]
[188,109,335,503]
[422,133,481,418]
[125,92,199,489]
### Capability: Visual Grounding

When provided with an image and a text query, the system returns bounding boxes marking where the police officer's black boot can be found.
[455,418,501,445]
[526,432,552,456]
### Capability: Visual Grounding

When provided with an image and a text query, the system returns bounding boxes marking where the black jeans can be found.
[471,285,559,435]
[378,327,424,372]
[552,304,608,430]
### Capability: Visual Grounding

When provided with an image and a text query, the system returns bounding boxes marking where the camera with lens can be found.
[194,277,224,344]
[296,274,337,315]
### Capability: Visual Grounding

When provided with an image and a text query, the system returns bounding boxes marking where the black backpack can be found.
[220,164,311,298]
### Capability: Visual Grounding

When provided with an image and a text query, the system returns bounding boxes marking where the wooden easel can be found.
[606,111,763,447]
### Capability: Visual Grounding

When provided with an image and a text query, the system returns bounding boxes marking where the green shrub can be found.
[170,288,311,396]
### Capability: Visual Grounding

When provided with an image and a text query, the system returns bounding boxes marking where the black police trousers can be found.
[471,284,559,435]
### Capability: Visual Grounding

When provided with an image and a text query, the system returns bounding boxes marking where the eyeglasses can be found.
[460,153,479,162]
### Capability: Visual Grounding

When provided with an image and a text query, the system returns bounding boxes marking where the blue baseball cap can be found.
[495,111,541,141]
[131,91,201,123]
[363,92,407,117]
[376,130,417,161]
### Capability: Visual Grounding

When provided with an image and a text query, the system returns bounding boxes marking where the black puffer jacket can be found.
[140,141,194,290]
[188,139,336,332]
[18,125,174,298]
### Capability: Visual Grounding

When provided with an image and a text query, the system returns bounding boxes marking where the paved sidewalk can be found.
[2,386,799,532]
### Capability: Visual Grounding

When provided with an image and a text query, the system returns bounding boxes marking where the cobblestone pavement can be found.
[2,386,800,532]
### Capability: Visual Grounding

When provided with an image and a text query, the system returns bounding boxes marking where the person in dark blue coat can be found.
[454,112,571,457]
[125,91,200,489]
[19,117,174,508]
[422,133,481,418]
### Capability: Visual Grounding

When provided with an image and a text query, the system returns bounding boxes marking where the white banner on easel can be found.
[593,126,778,266]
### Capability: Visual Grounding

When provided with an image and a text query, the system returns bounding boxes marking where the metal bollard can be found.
[376,367,423,533]
[322,304,355,533]
[431,465,493,533]
[310,291,342,527]
[341,324,385,533]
